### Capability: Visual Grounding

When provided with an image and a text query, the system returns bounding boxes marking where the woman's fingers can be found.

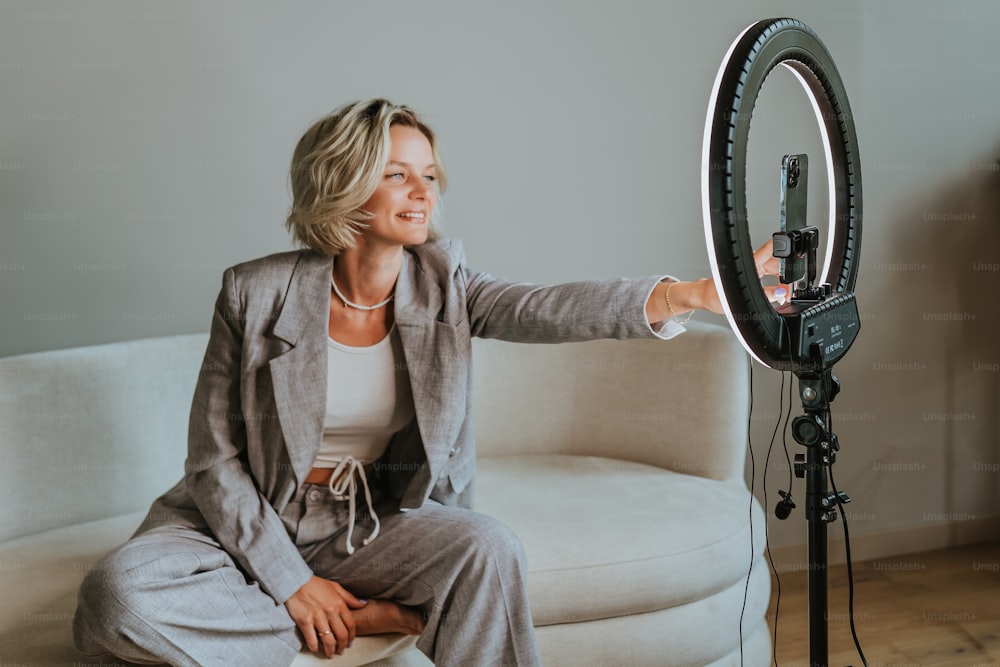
[295,615,320,653]
[754,238,782,277]
[766,285,789,305]
[316,625,337,657]
[321,613,351,657]
[754,239,794,304]
[339,603,358,646]
[336,585,368,611]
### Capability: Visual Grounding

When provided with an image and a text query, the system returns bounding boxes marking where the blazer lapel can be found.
[269,251,333,486]
[394,251,467,479]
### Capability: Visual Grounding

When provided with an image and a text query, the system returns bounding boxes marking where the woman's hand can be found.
[285,576,368,657]
[753,238,782,281]
[753,238,792,303]
[646,239,790,322]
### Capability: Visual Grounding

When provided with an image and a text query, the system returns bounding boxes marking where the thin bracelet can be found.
[664,281,694,325]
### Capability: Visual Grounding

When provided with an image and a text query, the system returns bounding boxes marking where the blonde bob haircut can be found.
[285,98,447,255]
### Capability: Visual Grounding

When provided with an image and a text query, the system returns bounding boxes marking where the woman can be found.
[73,98,785,666]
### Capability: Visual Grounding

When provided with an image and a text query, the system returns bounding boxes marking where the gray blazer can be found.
[137,238,671,604]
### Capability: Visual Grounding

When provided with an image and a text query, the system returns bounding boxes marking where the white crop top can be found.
[312,324,415,554]
[316,323,415,467]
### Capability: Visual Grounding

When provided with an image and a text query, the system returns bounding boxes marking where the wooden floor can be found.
[767,541,1000,666]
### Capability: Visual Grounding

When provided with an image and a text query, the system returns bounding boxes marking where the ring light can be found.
[701,18,863,371]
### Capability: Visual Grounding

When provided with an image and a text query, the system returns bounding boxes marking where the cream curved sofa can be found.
[0,321,769,666]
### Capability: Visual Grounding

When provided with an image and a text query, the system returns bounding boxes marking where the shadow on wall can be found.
[877,141,1000,530]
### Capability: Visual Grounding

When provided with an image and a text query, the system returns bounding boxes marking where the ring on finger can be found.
[320,629,333,636]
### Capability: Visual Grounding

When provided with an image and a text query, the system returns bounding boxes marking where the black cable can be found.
[782,369,795,492]
[739,357,754,667]
[763,369,794,667]
[827,415,870,667]
[764,319,795,666]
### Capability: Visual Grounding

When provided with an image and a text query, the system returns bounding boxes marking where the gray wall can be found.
[2,1,998,554]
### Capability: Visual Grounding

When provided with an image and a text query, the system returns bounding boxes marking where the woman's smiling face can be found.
[359,124,439,249]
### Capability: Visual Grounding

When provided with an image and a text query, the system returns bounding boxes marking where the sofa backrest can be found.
[0,334,208,542]
[471,321,750,482]
[0,321,749,542]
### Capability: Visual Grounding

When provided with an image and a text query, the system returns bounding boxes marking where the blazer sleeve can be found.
[184,267,314,604]
[456,245,685,342]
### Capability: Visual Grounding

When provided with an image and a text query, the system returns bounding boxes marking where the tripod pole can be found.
[806,426,830,667]
[793,368,843,667]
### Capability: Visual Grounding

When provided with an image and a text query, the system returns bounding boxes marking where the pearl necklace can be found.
[330,271,394,311]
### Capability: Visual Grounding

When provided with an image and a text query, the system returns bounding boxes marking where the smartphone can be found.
[778,154,808,285]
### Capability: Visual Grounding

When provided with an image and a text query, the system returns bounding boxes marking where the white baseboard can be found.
[763,514,1000,572]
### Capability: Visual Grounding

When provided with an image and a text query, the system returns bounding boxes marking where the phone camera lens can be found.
[788,157,800,188]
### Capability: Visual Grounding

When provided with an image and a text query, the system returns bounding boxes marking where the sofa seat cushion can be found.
[0,513,144,665]
[476,454,765,626]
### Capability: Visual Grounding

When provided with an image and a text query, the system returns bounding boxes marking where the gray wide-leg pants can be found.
[73,477,541,667]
